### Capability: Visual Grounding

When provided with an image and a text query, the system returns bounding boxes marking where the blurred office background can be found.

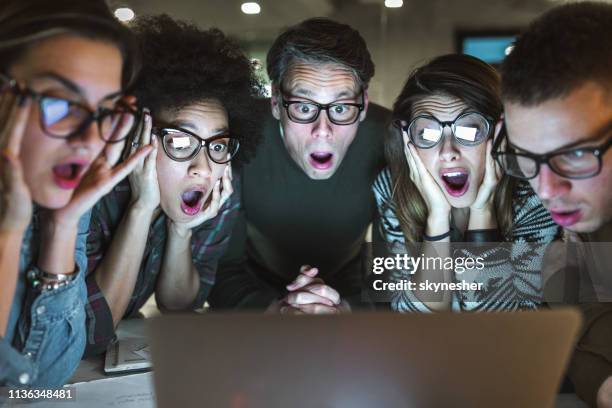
[105,0,610,108]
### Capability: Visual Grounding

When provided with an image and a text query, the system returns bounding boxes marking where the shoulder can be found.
[510,181,561,242]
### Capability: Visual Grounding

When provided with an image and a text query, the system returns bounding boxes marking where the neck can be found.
[587,219,612,242]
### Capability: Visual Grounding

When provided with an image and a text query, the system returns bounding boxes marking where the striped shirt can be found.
[372,167,561,312]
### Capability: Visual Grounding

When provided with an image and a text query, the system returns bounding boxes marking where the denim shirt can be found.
[0,209,90,387]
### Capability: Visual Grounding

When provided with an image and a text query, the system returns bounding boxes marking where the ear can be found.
[270,84,281,121]
[122,95,138,109]
[358,89,370,122]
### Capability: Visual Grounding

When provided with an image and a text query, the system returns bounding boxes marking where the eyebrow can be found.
[172,121,229,137]
[511,119,612,153]
[31,72,123,102]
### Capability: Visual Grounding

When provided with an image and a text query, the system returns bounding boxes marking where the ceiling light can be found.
[114,7,135,22]
[241,2,261,14]
[384,0,403,8]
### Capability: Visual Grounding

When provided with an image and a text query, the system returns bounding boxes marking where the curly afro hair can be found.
[130,14,265,168]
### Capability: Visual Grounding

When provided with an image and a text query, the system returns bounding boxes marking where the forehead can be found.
[160,100,228,134]
[411,94,468,121]
[504,82,612,154]
[9,34,123,99]
[283,61,360,103]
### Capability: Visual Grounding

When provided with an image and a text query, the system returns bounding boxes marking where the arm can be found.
[0,230,23,336]
[207,173,280,310]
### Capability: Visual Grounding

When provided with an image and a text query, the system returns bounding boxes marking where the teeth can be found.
[444,171,464,177]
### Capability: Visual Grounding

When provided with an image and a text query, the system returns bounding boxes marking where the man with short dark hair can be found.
[497,2,612,406]
[209,18,389,312]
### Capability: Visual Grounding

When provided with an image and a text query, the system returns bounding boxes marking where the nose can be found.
[534,165,571,201]
[311,110,333,140]
[438,128,460,162]
[188,148,212,178]
[66,120,104,153]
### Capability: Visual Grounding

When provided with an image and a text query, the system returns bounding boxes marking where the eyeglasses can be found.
[395,112,493,149]
[492,131,612,180]
[0,73,137,143]
[281,91,365,125]
[155,127,240,164]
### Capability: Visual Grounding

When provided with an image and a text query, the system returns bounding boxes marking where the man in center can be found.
[209,18,389,312]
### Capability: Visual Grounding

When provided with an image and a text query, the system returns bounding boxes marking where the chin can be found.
[447,192,478,209]
[32,187,72,210]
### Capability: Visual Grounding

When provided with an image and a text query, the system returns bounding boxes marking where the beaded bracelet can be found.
[27,266,78,292]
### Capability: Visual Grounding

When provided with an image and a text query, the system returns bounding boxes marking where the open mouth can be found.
[180,189,205,216]
[52,162,86,190]
[440,169,470,197]
[549,209,582,227]
[308,151,334,170]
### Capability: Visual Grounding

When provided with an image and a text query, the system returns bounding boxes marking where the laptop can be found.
[147,310,581,408]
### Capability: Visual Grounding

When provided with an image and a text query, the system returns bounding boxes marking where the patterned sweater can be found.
[372,167,561,312]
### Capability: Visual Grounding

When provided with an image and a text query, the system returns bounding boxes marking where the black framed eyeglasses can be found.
[0,73,137,143]
[492,124,612,180]
[394,112,494,149]
[281,91,365,125]
[155,127,240,164]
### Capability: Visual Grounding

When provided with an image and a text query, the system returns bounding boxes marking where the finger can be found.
[207,179,221,215]
[111,110,136,145]
[285,291,335,307]
[301,265,319,277]
[144,134,158,173]
[228,163,233,181]
[220,166,233,205]
[295,303,339,314]
[3,97,31,156]
[104,139,127,167]
[106,145,153,185]
[286,271,322,291]
[142,109,152,146]
[302,283,341,305]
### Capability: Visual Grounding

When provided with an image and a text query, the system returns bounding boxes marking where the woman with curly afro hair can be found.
[83,14,264,355]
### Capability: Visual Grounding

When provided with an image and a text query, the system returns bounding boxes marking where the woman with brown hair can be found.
[373,54,560,312]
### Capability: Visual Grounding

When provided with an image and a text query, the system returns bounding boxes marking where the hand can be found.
[0,92,32,232]
[127,109,160,212]
[169,165,234,236]
[51,112,153,227]
[598,376,612,408]
[470,139,502,211]
[402,131,451,218]
[276,265,350,314]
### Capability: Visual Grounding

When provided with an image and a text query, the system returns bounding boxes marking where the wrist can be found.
[468,207,496,230]
[426,214,450,236]
[168,221,192,240]
[128,200,158,219]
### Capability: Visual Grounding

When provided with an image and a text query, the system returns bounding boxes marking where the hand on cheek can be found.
[0,94,32,232]
[470,139,502,212]
[50,111,153,228]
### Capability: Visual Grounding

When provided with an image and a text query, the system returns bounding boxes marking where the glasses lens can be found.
[99,107,137,142]
[550,149,600,178]
[163,130,199,160]
[207,137,240,164]
[498,152,537,179]
[40,97,87,137]
[453,113,490,145]
[328,103,360,125]
[287,102,318,123]
[409,117,442,148]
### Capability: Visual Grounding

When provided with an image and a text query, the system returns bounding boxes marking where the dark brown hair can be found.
[266,17,374,89]
[501,1,612,105]
[0,0,139,89]
[387,54,517,242]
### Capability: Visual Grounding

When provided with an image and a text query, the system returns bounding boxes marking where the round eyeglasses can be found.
[395,112,493,149]
[281,92,365,125]
[155,127,240,164]
[0,73,137,143]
